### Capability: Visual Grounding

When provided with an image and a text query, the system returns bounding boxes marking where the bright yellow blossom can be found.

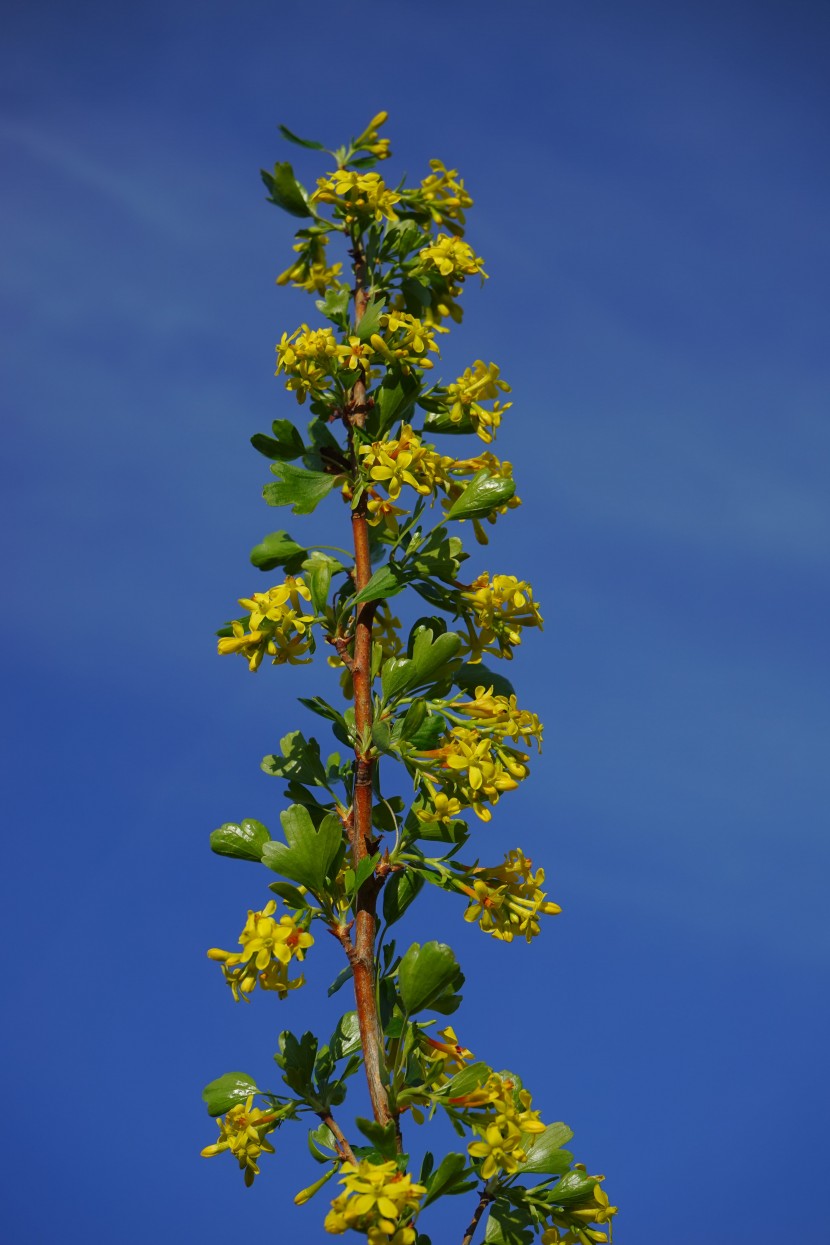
[416,725,530,821]
[200,1095,277,1186]
[418,159,473,234]
[370,311,440,373]
[460,849,562,943]
[453,1073,546,1180]
[218,577,316,670]
[458,573,543,662]
[445,360,512,444]
[359,425,451,502]
[354,110,392,160]
[452,686,543,750]
[419,234,487,281]
[313,170,400,224]
[422,1025,473,1073]
[276,324,344,402]
[276,235,343,294]
[324,1159,425,1243]
[207,900,314,1001]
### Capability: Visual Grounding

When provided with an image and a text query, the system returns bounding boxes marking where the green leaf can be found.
[251,419,305,461]
[250,530,307,573]
[268,880,309,909]
[263,462,337,515]
[261,805,344,895]
[521,1122,574,1175]
[550,1169,600,1205]
[276,1030,318,1096]
[383,869,425,927]
[329,1011,363,1061]
[202,1072,259,1117]
[447,469,515,520]
[353,562,408,604]
[328,964,353,997]
[316,286,350,329]
[422,1152,475,1206]
[305,553,333,614]
[372,373,420,436]
[381,657,418,702]
[398,941,464,1016]
[397,698,427,740]
[278,123,325,151]
[371,720,393,754]
[355,1116,398,1160]
[483,1208,534,1245]
[407,713,446,750]
[209,818,271,863]
[261,161,312,217]
[261,731,329,788]
[354,297,386,342]
[441,1061,491,1100]
[454,662,516,700]
[411,628,461,685]
[299,696,353,748]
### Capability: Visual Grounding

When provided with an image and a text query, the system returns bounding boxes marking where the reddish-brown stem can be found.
[343,234,396,1138]
[460,1189,493,1245]
[317,1110,357,1166]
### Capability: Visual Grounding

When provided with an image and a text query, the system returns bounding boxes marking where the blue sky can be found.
[2,1,828,1241]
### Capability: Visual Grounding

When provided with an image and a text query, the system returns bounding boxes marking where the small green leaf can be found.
[353,562,408,604]
[250,530,307,573]
[355,1116,398,1160]
[383,869,425,927]
[278,123,325,151]
[372,374,419,436]
[521,1122,574,1175]
[407,713,446,751]
[329,1011,363,1061]
[261,161,312,217]
[371,720,393,754]
[411,629,461,684]
[251,419,305,461]
[261,806,344,895]
[441,1061,491,1100]
[202,1072,259,1117]
[550,1169,600,1205]
[316,286,350,329]
[422,1152,475,1206]
[263,462,337,515]
[447,470,515,520]
[209,818,271,863]
[381,657,418,702]
[398,699,427,740]
[328,964,353,997]
[354,297,386,342]
[398,941,464,1016]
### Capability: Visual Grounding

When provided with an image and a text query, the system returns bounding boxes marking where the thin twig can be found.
[317,1110,357,1166]
[460,1189,493,1245]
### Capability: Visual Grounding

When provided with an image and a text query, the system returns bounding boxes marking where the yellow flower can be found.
[313,170,400,224]
[459,573,543,662]
[275,324,344,402]
[457,1074,547,1180]
[276,235,343,294]
[370,311,440,373]
[445,360,512,444]
[324,1159,425,1242]
[422,1025,474,1073]
[460,849,561,943]
[200,1095,277,1186]
[416,726,530,821]
[453,686,543,750]
[359,425,451,502]
[419,234,487,281]
[354,110,392,160]
[207,900,314,1002]
[467,1121,526,1180]
[218,577,317,670]
[418,159,473,234]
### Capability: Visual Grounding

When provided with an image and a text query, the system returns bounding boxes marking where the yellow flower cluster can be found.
[542,1175,618,1244]
[207,900,314,1001]
[354,110,392,160]
[218,577,316,671]
[276,235,343,295]
[445,360,512,444]
[450,1074,546,1180]
[419,233,487,281]
[461,849,562,943]
[418,159,473,234]
[324,1160,426,1244]
[459,572,543,661]
[453,686,543,750]
[200,1095,277,1186]
[275,324,344,402]
[360,424,451,505]
[313,170,400,224]
[416,725,529,822]
[370,311,440,372]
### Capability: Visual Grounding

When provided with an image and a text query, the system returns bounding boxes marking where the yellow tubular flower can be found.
[359,425,451,502]
[276,235,343,294]
[419,160,474,234]
[416,726,530,822]
[459,572,543,662]
[207,900,314,1002]
[453,686,543,750]
[201,1095,277,1186]
[460,848,562,943]
[324,1160,426,1243]
[275,324,344,402]
[370,311,440,373]
[445,360,512,444]
[312,170,400,224]
[422,1025,474,1073]
[419,234,487,281]
[457,1074,546,1180]
[218,577,317,671]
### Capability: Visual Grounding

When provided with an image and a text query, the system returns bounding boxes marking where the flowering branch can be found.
[199,110,619,1245]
